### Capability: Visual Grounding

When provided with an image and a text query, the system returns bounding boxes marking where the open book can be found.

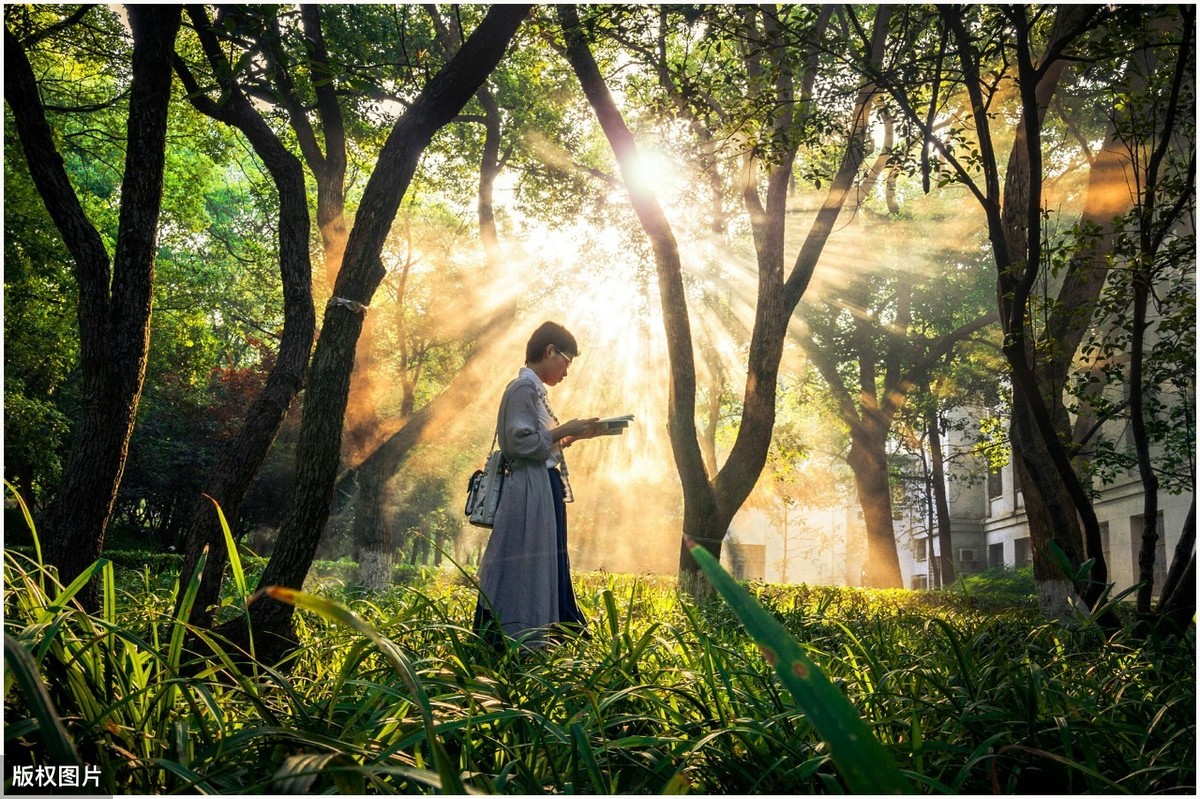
[597,414,634,435]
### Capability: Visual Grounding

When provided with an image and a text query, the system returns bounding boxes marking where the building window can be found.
[988,467,1003,499]
[911,574,928,590]
[1130,512,1168,595]
[988,542,1004,568]
[1014,536,1032,567]
[1012,463,1021,495]
[1099,521,1110,567]
[914,538,928,562]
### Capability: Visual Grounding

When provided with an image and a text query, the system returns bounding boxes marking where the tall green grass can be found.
[3,493,1194,793]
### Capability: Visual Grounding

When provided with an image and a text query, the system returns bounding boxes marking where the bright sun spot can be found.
[622,149,677,197]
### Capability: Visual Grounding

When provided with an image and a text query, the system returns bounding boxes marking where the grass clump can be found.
[4,522,1194,794]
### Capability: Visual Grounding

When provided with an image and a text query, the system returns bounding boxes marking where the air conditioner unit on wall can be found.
[958,548,978,563]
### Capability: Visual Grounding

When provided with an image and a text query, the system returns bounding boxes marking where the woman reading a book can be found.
[473,321,603,647]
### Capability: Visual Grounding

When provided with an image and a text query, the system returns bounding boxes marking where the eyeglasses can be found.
[552,347,574,366]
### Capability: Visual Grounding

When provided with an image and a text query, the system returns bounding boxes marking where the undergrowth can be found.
[4,540,1194,793]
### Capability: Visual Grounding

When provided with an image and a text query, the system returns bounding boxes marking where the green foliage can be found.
[1068,202,1197,494]
[947,566,1038,610]
[688,541,912,793]
[4,106,82,505]
[4,503,1193,794]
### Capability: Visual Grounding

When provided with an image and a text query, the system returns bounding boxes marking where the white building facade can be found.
[905,452,1192,597]
[727,431,1193,597]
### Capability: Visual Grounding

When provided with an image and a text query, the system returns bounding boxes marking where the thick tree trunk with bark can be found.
[846,422,902,588]
[6,7,181,608]
[1011,408,1089,619]
[351,461,394,590]
[1003,9,1179,618]
[172,6,316,628]
[218,6,530,661]
[1026,65,1143,615]
[939,4,1113,615]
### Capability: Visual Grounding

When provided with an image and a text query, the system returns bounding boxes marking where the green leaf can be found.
[41,558,110,622]
[5,480,42,572]
[272,752,362,795]
[686,540,913,795]
[205,494,249,602]
[572,722,608,792]
[169,547,207,674]
[4,633,83,770]
[265,587,468,795]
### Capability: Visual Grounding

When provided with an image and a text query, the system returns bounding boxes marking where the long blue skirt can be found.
[474,468,586,645]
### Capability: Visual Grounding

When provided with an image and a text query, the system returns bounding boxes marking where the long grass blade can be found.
[686,540,913,795]
[265,586,468,795]
[571,721,608,792]
[43,558,110,620]
[204,493,248,601]
[169,546,208,678]
[5,480,43,571]
[4,633,83,769]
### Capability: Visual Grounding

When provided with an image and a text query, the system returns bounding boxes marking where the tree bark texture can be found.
[229,5,530,660]
[6,7,182,608]
[1010,9,1180,617]
[351,461,394,591]
[172,5,316,628]
[846,422,902,589]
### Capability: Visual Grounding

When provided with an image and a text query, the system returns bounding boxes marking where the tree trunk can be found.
[559,5,710,582]
[927,404,956,586]
[220,6,530,661]
[1131,9,1190,617]
[1130,264,1161,615]
[7,7,182,608]
[846,423,902,588]
[351,460,394,590]
[345,318,393,591]
[1156,498,1195,633]
[1011,406,1089,620]
[173,6,316,628]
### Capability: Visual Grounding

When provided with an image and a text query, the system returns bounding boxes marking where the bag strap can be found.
[492,376,522,455]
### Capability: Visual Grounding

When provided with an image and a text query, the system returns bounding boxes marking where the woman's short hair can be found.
[525,321,578,363]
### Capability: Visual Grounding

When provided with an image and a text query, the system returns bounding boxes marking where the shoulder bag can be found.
[465,434,507,528]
